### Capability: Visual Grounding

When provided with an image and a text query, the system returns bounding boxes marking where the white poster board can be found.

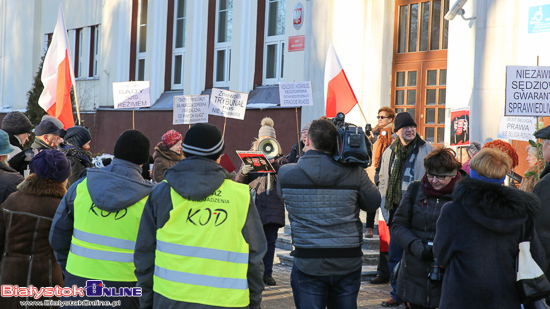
[505,65,550,116]
[279,81,314,107]
[112,81,151,109]
[498,115,537,142]
[173,95,209,125]
[209,88,248,120]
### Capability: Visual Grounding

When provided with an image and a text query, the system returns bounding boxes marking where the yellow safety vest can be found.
[65,177,147,282]
[154,179,250,307]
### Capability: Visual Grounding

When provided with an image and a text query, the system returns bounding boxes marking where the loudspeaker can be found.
[257,138,281,159]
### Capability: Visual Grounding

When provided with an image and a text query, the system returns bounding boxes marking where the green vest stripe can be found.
[70,243,134,263]
[157,240,248,264]
[74,228,135,250]
[154,265,248,290]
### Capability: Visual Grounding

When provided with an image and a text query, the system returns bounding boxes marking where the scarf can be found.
[385,136,417,209]
[421,172,461,198]
[470,169,505,184]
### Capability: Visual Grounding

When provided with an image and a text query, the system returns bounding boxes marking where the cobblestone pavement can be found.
[262,264,394,309]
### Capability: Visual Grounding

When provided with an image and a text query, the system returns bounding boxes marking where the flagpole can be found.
[356,103,370,126]
[295,107,301,157]
[73,85,82,125]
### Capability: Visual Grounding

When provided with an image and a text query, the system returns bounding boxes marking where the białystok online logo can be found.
[1,280,142,299]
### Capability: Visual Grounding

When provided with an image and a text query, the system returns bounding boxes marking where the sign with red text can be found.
[450,107,470,146]
[288,35,305,52]
[209,88,248,120]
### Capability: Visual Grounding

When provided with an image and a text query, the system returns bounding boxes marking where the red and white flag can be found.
[38,3,75,129]
[324,42,358,118]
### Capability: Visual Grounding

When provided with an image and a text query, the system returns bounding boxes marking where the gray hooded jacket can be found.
[134,156,267,309]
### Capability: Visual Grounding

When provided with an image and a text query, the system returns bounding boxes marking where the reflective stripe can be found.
[157,240,248,264]
[70,243,133,263]
[155,265,247,290]
[73,228,136,250]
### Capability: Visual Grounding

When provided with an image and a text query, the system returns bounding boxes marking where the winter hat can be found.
[301,122,311,132]
[35,119,62,136]
[0,130,15,155]
[41,115,64,129]
[393,112,417,132]
[465,141,482,158]
[30,149,71,183]
[2,111,32,134]
[483,140,519,169]
[182,123,225,160]
[258,117,276,138]
[114,130,151,165]
[58,126,92,148]
[161,130,183,148]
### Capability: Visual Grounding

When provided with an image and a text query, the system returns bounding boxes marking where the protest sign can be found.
[505,65,550,116]
[173,95,209,125]
[498,115,537,142]
[236,151,275,173]
[450,107,470,146]
[209,88,248,120]
[279,81,313,107]
[112,81,151,109]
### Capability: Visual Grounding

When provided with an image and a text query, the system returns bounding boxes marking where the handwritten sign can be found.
[173,95,209,125]
[505,65,550,116]
[112,81,151,109]
[279,81,313,107]
[209,88,248,120]
[498,115,537,142]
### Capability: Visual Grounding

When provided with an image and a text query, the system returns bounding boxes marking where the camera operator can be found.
[391,147,463,309]
[277,118,380,308]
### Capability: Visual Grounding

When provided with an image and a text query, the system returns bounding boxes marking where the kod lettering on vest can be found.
[187,208,228,226]
[89,203,128,220]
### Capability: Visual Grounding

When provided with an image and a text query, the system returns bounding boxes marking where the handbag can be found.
[517,223,550,303]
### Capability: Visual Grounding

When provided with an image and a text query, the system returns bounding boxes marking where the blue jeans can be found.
[388,228,403,302]
[291,264,361,309]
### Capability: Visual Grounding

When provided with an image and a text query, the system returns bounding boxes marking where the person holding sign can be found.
[152,130,183,182]
[233,117,287,286]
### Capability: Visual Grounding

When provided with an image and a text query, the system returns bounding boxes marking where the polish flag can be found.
[324,42,358,118]
[38,3,75,129]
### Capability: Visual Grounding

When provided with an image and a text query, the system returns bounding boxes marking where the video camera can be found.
[332,112,373,167]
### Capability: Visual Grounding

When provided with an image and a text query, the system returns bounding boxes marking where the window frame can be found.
[74,28,83,79]
[88,25,99,78]
[135,0,148,81]
[213,0,232,87]
[262,0,285,85]
[171,0,187,90]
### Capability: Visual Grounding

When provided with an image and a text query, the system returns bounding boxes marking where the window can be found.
[89,25,99,78]
[214,0,233,87]
[172,0,187,89]
[136,0,148,81]
[44,33,53,55]
[263,0,285,85]
[74,28,83,78]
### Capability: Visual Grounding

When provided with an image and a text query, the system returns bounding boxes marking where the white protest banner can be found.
[112,81,151,109]
[279,81,314,107]
[209,88,248,120]
[173,95,209,125]
[505,65,550,116]
[498,115,537,142]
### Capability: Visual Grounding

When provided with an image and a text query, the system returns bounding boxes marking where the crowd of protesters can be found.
[0,109,549,309]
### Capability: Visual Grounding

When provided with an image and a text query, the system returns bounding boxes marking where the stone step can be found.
[276,232,380,251]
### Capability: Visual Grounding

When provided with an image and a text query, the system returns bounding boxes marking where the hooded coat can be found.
[152,142,183,182]
[433,178,545,309]
[134,156,267,309]
[49,158,155,309]
[0,175,66,308]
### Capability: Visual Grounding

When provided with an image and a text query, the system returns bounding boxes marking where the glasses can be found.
[377,116,389,119]
[426,174,448,181]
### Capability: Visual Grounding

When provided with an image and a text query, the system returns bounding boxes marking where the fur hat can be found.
[30,149,71,183]
[394,112,417,132]
[2,111,32,134]
[258,117,276,139]
[182,123,225,160]
[162,130,183,148]
[114,130,151,165]
[59,126,92,148]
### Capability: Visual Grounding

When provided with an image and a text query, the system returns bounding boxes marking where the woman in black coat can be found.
[434,148,545,309]
[392,147,463,309]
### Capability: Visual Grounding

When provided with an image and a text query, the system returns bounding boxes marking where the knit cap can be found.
[0,130,15,155]
[182,123,225,160]
[258,117,276,138]
[2,111,32,134]
[465,141,482,158]
[58,126,92,148]
[30,149,72,183]
[114,130,151,165]
[483,140,519,169]
[394,112,417,132]
[162,130,183,148]
[301,122,311,132]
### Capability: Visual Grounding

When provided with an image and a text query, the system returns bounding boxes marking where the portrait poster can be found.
[450,107,470,146]
[236,151,275,173]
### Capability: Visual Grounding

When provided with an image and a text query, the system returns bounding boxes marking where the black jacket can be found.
[287,141,305,163]
[0,161,23,203]
[533,162,550,278]
[434,178,545,309]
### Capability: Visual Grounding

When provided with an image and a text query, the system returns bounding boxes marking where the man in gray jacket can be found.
[277,119,381,308]
[134,123,267,309]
